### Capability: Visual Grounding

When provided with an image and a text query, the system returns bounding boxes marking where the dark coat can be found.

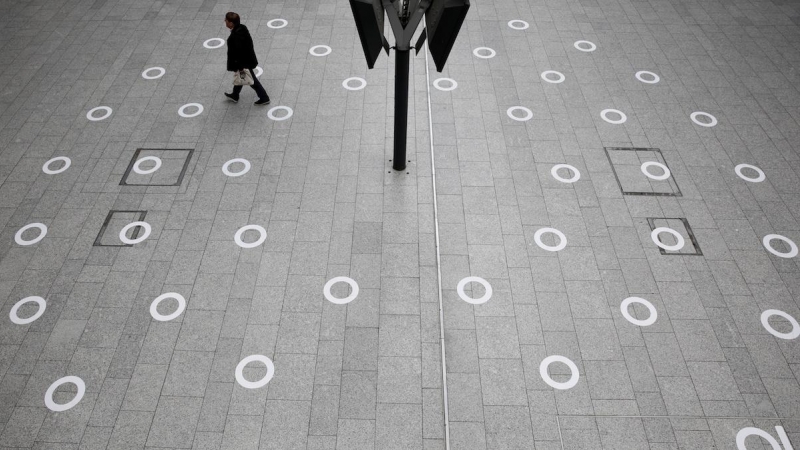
[226,24,258,71]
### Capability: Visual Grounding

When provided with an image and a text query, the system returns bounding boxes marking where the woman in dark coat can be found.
[224,12,270,105]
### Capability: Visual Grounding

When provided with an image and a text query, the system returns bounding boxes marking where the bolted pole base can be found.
[392,48,410,171]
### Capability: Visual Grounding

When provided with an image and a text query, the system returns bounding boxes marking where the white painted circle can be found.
[44,376,85,412]
[539,355,580,390]
[540,70,565,84]
[506,106,533,122]
[267,106,293,121]
[342,77,367,91]
[309,45,332,56]
[456,277,493,305]
[267,19,288,29]
[323,277,359,305]
[551,164,580,183]
[760,309,800,340]
[42,157,71,175]
[234,225,267,249]
[141,67,165,80]
[9,296,46,325]
[620,297,658,327]
[15,223,47,246]
[574,40,597,52]
[118,221,151,245]
[149,293,186,322]
[222,158,251,177]
[736,427,782,450]
[690,111,717,127]
[178,103,203,118]
[650,227,685,252]
[86,106,112,121]
[132,156,162,175]
[533,227,567,252]
[640,161,671,181]
[762,234,798,258]
[601,108,627,124]
[734,164,765,183]
[433,78,458,91]
[254,66,263,78]
[235,355,275,389]
[507,20,529,30]
[635,70,660,84]
[203,38,224,49]
[472,47,496,59]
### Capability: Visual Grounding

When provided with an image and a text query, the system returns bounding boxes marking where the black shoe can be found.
[224,93,239,103]
[254,98,271,106]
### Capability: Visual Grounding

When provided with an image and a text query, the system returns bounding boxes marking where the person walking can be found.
[224,12,270,105]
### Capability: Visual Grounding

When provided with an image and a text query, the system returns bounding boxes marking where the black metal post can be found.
[393,48,410,171]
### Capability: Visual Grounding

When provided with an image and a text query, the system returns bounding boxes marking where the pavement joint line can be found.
[423,18,451,450]
[557,414,800,420]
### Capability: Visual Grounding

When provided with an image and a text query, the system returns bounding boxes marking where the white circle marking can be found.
[222,158,251,177]
[254,66,263,78]
[267,19,288,29]
[150,293,187,322]
[540,70,565,84]
[534,227,567,252]
[203,38,224,49]
[433,78,458,91]
[507,20,529,30]
[119,221,151,245]
[574,40,597,52]
[15,223,47,246]
[734,164,765,183]
[342,77,367,91]
[635,70,660,84]
[762,234,798,258]
[736,427,782,450]
[178,103,203,118]
[142,67,166,80]
[44,376,85,412]
[234,225,267,249]
[551,164,580,183]
[456,277,493,305]
[235,355,275,389]
[9,296,47,325]
[323,277,360,305]
[132,156,162,175]
[620,297,658,327]
[641,161,671,181]
[650,227,685,252]
[309,45,332,56]
[267,106,293,121]
[506,106,533,122]
[473,47,496,59]
[86,106,112,121]
[601,108,627,124]
[691,111,717,127]
[42,157,71,175]
[539,355,580,390]
[760,309,800,340]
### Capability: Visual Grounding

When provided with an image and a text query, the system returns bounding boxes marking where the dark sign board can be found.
[425,0,469,72]
[349,0,388,69]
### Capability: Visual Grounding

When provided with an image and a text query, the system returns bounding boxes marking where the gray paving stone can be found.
[3,2,800,449]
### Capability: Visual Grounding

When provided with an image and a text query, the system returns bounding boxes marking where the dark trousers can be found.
[232,68,269,101]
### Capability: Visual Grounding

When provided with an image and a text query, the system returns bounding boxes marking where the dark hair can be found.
[225,12,240,26]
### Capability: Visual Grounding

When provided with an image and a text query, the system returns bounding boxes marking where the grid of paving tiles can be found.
[0,0,442,448]
[433,0,800,449]
[1,0,800,449]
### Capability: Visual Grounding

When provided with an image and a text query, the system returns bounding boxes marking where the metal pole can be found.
[393,48,409,171]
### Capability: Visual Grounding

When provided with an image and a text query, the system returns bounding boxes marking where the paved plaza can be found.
[1,0,800,448]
